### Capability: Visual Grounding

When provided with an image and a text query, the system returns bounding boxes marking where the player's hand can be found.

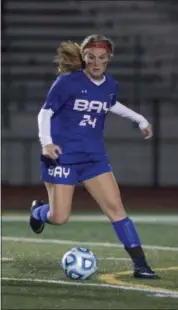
[42,144,62,160]
[141,124,153,139]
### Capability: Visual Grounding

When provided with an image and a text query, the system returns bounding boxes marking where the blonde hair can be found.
[54,41,83,74]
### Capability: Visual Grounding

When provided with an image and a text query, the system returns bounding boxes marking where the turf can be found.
[2,215,178,309]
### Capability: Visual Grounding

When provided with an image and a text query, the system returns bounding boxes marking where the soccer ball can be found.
[61,247,97,280]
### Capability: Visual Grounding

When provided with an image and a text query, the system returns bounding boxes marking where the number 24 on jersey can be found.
[79,114,97,128]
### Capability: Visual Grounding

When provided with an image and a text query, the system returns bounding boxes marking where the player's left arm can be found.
[109,101,153,139]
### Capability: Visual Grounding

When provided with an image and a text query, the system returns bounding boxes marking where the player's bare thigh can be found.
[83,172,127,221]
[44,182,75,224]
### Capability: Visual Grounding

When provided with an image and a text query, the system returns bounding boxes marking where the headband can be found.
[84,42,111,53]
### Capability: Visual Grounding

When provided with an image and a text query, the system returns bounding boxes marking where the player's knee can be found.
[106,198,126,220]
[49,212,69,225]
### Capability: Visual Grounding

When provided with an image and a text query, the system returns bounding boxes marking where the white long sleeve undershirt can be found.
[110,101,149,130]
[38,102,149,147]
[38,108,54,147]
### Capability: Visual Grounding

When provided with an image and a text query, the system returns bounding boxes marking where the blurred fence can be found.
[2,0,178,187]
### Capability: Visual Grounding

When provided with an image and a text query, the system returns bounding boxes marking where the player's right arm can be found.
[38,77,68,159]
[38,107,62,159]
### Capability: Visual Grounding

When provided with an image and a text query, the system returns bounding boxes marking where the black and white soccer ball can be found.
[61,247,97,280]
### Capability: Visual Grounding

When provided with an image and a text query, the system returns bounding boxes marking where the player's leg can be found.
[29,161,76,233]
[82,160,159,279]
[45,182,75,224]
[30,183,75,233]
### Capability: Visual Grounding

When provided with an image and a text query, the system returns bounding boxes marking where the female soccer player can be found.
[30,34,159,279]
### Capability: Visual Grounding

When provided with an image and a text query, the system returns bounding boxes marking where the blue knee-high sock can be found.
[112,217,141,248]
[32,204,49,223]
[112,217,146,267]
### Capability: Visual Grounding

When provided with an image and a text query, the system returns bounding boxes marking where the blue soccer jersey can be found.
[42,70,118,164]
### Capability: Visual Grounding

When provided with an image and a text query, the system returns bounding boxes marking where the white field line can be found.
[1,257,14,262]
[2,236,178,252]
[2,215,178,224]
[1,255,129,262]
[2,277,178,298]
[148,293,178,299]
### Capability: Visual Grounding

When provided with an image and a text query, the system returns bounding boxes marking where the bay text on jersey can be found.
[74,99,109,113]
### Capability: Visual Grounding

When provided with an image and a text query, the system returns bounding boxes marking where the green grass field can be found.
[2,213,178,309]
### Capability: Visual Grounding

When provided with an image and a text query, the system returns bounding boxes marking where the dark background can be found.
[2,0,178,211]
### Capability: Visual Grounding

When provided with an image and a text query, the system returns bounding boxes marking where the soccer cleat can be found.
[29,200,45,234]
[133,265,160,279]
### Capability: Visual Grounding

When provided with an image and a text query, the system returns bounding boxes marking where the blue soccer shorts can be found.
[40,156,112,185]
